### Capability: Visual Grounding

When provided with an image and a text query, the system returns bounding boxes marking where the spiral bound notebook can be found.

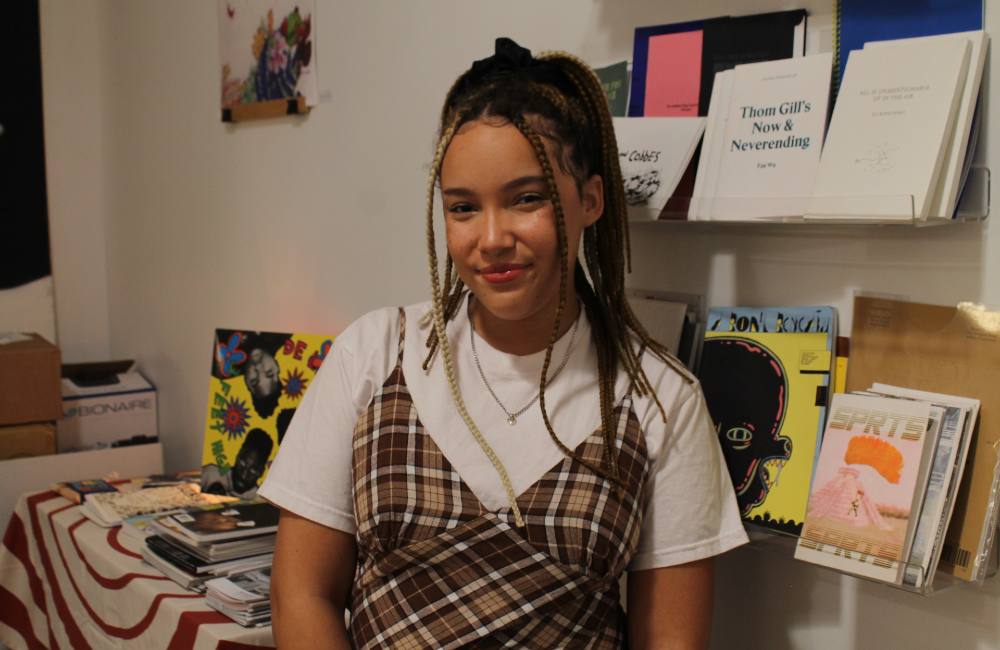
[833,0,982,95]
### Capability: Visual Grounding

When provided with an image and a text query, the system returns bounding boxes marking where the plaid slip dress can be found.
[349,309,650,649]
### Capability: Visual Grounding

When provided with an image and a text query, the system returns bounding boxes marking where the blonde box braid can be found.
[422,39,695,521]
[512,116,625,493]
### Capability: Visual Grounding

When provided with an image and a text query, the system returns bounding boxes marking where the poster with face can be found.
[201,329,334,498]
[699,331,830,536]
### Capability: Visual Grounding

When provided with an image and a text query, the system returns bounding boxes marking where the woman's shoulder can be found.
[334,301,432,361]
[628,341,703,417]
[340,301,430,339]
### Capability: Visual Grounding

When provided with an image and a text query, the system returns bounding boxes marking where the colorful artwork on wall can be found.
[217,0,318,122]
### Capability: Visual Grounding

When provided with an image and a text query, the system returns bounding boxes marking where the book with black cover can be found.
[697,10,807,115]
[162,501,279,543]
[51,479,119,504]
[146,535,211,575]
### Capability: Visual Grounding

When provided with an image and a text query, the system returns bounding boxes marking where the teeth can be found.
[761,458,787,489]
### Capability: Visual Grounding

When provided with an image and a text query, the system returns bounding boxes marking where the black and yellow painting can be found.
[201,329,333,498]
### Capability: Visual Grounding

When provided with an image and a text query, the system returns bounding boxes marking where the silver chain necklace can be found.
[469,303,581,426]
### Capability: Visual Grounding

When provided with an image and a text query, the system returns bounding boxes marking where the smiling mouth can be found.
[479,264,529,284]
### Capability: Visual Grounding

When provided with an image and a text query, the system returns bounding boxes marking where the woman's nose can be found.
[479,206,515,254]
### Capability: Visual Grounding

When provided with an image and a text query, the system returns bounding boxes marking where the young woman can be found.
[260,38,747,649]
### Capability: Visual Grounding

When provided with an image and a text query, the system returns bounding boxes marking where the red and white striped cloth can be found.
[0,489,275,650]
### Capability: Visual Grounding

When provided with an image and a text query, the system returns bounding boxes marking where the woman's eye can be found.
[515,193,545,206]
[447,203,474,215]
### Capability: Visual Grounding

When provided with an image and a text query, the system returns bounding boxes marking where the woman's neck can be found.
[469,293,581,356]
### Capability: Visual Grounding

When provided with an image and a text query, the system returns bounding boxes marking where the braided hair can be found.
[423,38,692,525]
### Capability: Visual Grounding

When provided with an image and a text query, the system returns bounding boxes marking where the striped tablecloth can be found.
[0,490,275,650]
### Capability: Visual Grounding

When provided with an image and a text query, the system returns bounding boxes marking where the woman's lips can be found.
[480,264,529,284]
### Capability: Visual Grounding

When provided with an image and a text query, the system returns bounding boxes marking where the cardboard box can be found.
[0,333,61,426]
[0,421,56,460]
[847,296,1000,582]
[57,361,158,452]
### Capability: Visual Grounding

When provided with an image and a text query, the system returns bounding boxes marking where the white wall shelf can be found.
[629,166,990,226]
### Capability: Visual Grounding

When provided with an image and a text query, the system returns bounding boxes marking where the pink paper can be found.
[643,31,703,116]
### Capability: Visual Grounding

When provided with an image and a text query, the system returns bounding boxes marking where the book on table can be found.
[205,567,273,627]
[51,478,119,504]
[149,513,277,562]
[145,535,273,576]
[81,483,234,527]
[153,501,279,544]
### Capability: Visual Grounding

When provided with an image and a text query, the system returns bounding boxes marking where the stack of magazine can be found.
[81,484,232,527]
[205,567,272,627]
[794,386,979,589]
[140,501,279,592]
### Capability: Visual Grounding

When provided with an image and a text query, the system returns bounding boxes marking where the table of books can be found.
[0,489,275,650]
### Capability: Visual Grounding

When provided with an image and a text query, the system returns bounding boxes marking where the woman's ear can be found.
[581,174,604,227]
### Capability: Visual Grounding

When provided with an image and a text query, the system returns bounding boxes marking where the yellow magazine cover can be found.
[201,329,334,498]
[700,331,830,535]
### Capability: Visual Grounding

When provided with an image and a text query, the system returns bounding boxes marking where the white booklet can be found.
[689,70,734,221]
[613,117,706,220]
[870,383,979,588]
[806,39,971,222]
[697,53,833,220]
[865,31,988,219]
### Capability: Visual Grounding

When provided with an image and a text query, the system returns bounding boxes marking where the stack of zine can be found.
[140,501,278,592]
[205,568,272,627]
[795,386,979,589]
[806,30,988,222]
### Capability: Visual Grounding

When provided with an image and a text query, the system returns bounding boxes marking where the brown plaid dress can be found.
[349,310,650,649]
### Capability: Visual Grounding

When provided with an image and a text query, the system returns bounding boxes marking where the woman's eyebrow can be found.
[441,175,548,197]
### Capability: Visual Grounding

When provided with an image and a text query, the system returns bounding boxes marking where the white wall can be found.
[40,0,1000,648]
[39,0,112,362]
[0,278,56,343]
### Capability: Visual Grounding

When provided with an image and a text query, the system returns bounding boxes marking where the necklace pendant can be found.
[507,415,517,426]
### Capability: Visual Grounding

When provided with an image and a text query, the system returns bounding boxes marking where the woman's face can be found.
[439,119,603,325]
[244,348,279,398]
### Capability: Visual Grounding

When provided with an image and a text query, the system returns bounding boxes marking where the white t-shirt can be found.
[259,296,748,570]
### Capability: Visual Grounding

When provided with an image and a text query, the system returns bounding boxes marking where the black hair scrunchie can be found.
[454,37,568,97]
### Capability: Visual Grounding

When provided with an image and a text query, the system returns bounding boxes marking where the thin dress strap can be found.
[395,307,406,365]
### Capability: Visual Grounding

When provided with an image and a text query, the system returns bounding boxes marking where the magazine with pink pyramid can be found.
[795,392,935,584]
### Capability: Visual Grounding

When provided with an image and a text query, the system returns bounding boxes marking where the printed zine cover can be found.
[594,61,630,117]
[613,117,706,219]
[795,393,934,584]
[865,31,988,219]
[166,501,280,543]
[202,329,333,498]
[807,39,970,221]
[704,52,833,220]
[700,306,836,534]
